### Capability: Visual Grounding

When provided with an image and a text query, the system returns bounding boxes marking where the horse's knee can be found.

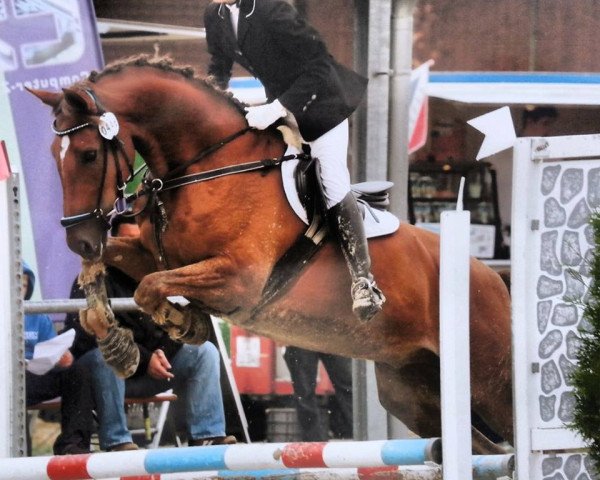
[134,273,165,313]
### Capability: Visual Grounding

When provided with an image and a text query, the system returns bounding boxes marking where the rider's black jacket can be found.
[204,0,367,141]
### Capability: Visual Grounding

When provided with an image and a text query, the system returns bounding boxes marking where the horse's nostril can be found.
[78,240,100,260]
[67,227,105,261]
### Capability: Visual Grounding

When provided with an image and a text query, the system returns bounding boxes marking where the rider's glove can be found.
[245,100,287,130]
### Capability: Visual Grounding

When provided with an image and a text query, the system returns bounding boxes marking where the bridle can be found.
[53,88,310,257]
[53,122,137,230]
[53,86,323,314]
[52,87,138,229]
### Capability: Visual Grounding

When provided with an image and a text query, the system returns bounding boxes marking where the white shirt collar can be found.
[225,2,240,38]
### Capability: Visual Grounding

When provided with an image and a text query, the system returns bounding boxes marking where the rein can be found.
[53,100,310,236]
[139,153,308,195]
[53,87,314,311]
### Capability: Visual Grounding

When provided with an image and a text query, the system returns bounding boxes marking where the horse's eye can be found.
[81,150,98,164]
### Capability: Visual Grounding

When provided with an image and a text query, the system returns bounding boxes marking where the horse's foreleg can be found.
[78,261,140,378]
[133,257,253,344]
[103,236,158,281]
[134,256,248,314]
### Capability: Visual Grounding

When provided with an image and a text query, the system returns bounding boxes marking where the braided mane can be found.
[88,54,247,114]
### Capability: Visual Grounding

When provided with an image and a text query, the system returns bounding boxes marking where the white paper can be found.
[26,329,75,375]
[235,336,261,368]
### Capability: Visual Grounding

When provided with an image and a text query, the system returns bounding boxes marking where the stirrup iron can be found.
[351,276,386,322]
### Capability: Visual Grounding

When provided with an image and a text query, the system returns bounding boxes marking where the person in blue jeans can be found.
[64,218,236,451]
[75,341,229,450]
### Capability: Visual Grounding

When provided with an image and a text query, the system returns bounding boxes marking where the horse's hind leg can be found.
[375,350,442,439]
[374,351,508,454]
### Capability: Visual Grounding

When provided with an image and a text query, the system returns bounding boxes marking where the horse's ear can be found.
[62,86,99,115]
[26,88,62,108]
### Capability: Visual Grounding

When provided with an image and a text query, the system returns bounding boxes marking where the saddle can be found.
[282,145,400,239]
[258,147,399,310]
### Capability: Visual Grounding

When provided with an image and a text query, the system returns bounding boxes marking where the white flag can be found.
[467,106,516,160]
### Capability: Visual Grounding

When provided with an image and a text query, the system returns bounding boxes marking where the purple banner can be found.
[0,0,104,299]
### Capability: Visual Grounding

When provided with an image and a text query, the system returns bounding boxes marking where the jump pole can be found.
[439,177,473,480]
[0,439,442,479]
[0,172,27,458]
[0,447,516,480]
[106,455,512,480]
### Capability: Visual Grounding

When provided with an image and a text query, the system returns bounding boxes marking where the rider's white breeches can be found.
[308,119,351,209]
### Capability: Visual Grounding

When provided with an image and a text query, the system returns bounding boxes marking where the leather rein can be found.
[52,93,310,266]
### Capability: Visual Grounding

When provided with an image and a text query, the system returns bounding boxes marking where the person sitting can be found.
[283,346,352,441]
[64,217,236,451]
[23,261,94,455]
[204,0,385,322]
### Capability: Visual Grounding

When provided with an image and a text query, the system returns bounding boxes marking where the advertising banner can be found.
[0,0,104,299]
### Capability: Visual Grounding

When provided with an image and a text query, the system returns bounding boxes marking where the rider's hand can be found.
[147,348,174,381]
[245,100,287,130]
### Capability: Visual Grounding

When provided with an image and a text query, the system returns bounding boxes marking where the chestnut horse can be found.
[31,56,512,453]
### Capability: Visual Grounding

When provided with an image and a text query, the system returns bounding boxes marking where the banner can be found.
[0,0,104,299]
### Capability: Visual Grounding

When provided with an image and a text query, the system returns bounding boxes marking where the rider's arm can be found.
[262,0,332,115]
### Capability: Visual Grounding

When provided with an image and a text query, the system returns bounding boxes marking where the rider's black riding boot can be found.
[327,192,386,322]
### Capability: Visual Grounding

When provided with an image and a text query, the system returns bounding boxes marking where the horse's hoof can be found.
[153,302,211,345]
[79,305,115,336]
[169,304,211,345]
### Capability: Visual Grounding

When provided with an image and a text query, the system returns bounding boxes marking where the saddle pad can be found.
[281,146,400,238]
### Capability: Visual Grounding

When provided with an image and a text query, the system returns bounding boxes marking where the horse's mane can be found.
[87,54,247,114]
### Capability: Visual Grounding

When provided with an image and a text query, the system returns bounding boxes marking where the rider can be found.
[204,0,385,321]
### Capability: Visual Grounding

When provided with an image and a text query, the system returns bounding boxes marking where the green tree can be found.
[571,210,600,467]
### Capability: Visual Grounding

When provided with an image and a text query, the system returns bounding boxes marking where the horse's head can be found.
[29,84,136,261]
[30,55,280,263]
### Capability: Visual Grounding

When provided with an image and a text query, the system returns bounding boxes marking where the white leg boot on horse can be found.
[327,192,386,322]
[78,261,140,378]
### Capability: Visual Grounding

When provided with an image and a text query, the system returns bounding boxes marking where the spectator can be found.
[283,346,352,441]
[23,261,93,455]
[521,105,558,137]
[65,217,236,451]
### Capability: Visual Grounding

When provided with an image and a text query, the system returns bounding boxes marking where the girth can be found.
[252,156,329,315]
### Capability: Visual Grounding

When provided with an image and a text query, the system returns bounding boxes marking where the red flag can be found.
[0,141,12,181]
[408,60,434,154]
